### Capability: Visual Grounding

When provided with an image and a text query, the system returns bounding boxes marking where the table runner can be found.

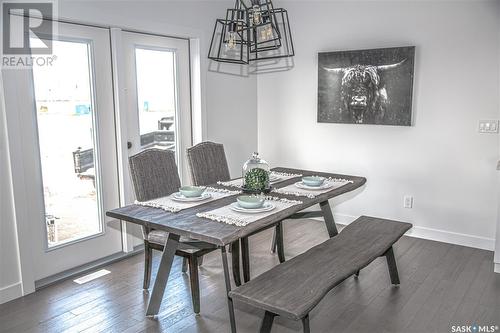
[196,196,303,227]
[217,171,302,188]
[272,178,354,198]
[135,187,241,213]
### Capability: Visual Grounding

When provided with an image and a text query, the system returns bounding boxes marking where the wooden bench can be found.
[228,216,412,333]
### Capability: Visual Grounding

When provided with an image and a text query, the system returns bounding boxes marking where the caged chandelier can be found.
[208,0,294,64]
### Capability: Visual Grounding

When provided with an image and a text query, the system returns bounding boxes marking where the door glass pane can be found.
[32,39,102,247]
[135,48,177,151]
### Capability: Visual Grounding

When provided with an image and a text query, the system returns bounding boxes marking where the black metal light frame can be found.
[208,17,250,64]
[249,7,294,61]
[241,0,282,53]
[224,8,249,45]
[208,0,294,64]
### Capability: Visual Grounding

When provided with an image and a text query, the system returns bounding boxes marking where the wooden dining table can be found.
[106,167,366,332]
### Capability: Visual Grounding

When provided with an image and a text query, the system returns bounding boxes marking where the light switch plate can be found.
[479,120,499,133]
[404,196,413,209]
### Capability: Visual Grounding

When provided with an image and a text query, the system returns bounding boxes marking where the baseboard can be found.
[35,245,144,290]
[331,213,356,227]
[494,263,500,274]
[329,213,495,251]
[0,282,23,305]
[406,225,495,251]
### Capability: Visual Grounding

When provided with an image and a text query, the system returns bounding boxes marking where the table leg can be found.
[146,233,180,316]
[231,241,242,286]
[320,200,338,237]
[270,228,277,253]
[241,237,250,283]
[221,246,237,333]
[275,222,286,263]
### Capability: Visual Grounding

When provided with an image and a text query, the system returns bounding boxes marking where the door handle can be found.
[127,141,132,149]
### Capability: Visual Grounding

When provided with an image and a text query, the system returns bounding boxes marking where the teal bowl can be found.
[179,186,206,198]
[237,195,265,209]
[302,176,326,187]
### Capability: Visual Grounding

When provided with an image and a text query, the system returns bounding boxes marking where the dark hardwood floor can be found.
[1,219,499,333]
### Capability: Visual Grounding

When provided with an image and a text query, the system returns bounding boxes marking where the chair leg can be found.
[143,241,153,290]
[302,315,310,333]
[188,256,201,314]
[241,237,250,283]
[259,311,276,333]
[385,246,400,285]
[276,222,285,263]
[182,257,188,273]
[270,228,277,253]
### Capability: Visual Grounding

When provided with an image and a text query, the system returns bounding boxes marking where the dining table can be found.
[106,167,366,332]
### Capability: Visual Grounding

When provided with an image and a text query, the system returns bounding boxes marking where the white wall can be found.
[258,0,500,250]
[0,73,23,303]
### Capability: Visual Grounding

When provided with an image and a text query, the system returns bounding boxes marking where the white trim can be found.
[110,27,136,253]
[323,213,496,251]
[0,282,23,305]
[331,213,356,227]
[494,263,500,274]
[405,224,495,251]
[0,72,28,302]
[2,68,37,296]
[189,38,203,145]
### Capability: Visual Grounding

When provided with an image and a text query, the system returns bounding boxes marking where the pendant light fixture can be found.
[208,0,294,65]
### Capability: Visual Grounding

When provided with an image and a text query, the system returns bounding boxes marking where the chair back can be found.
[129,148,181,202]
[187,141,231,186]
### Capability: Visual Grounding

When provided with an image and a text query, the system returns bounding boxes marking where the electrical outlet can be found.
[479,120,499,133]
[404,196,413,209]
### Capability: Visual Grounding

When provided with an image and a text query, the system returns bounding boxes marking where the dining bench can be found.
[228,216,412,333]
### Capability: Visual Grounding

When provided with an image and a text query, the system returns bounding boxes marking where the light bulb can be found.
[266,25,273,39]
[259,24,273,41]
[252,5,262,25]
[225,31,237,50]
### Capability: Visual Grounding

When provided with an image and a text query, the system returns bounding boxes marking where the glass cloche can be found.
[242,152,270,193]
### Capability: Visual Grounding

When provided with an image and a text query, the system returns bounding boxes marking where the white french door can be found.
[121,32,192,182]
[4,22,122,280]
[116,31,193,249]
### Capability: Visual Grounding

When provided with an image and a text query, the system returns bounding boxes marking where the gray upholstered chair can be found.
[129,148,216,314]
[186,142,285,285]
[186,141,231,186]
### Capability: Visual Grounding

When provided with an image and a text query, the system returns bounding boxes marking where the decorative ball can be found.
[244,168,269,191]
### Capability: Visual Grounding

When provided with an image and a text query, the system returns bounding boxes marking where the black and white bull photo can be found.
[317,46,415,126]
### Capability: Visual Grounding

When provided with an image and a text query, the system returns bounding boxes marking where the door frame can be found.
[3,17,206,295]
